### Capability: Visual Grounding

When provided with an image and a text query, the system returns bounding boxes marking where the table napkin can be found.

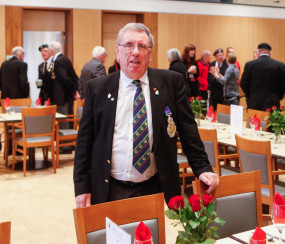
[274,192,285,205]
[45,98,50,106]
[36,97,41,106]
[273,192,285,223]
[5,97,10,107]
[134,221,152,243]
[251,227,266,241]
[207,106,213,118]
[254,117,261,131]
[211,111,217,122]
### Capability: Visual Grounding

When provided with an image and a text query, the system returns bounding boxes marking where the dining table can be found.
[198,120,285,159]
[217,224,283,243]
[0,112,67,170]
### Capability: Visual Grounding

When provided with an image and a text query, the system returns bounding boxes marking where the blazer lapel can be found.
[148,68,165,152]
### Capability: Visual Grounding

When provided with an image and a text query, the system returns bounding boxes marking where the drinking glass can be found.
[5,105,11,115]
[271,204,285,243]
[205,114,213,129]
[134,238,153,244]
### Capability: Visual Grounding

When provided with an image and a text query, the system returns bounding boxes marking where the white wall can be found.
[2,0,285,19]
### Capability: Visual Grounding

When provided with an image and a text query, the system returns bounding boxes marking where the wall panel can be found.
[72,9,102,75]
[157,13,285,72]
[0,6,6,64]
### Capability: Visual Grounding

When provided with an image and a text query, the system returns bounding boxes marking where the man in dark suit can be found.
[49,41,78,120]
[74,23,218,207]
[78,46,107,99]
[241,43,285,111]
[0,46,29,99]
[208,49,228,111]
[37,44,53,104]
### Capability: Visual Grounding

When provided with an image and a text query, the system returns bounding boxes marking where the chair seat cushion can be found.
[177,154,188,163]
[17,136,52,143]
[8,128,22,134]
[261,181,285,197]
[59,129,77,136]
[221,165,240,176]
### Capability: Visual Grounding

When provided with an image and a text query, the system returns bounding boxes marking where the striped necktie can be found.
[132,80,150,174]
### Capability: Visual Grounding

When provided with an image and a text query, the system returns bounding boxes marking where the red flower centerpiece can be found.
[165,194,225,243]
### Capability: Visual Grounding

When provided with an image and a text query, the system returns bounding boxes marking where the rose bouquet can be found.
[265,106,285,142]
[165,194,225,244]
[189,96,206,126]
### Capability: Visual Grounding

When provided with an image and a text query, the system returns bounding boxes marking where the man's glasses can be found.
[118,43,152,53]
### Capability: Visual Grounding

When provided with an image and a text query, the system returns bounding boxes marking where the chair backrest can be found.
[198,128,221,175]
[0,221,11,244]
[1,98,31,113]
[235,134,274,203]
[21,106,57,139]
[73,193,165,244]
[193,171,262,238]
[246,109,269,131]
[217,104,230,125]
[74,99,84,130]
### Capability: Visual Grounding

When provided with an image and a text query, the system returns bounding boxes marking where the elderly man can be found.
[49,41,78,119]
[208,49,228,111]
[197,50,211,101]
[78,46,107,99]
[37,44,53,104]
[0,46,29,98]
[74,23,218,207]
[241,43,285,111]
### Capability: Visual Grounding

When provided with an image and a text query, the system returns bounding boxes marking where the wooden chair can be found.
[1,98,31,166]
[55,101,83,167]
[0,221,11,244]
[235,134,285,212]
[73,98,84,130]
[246,108,269,131]
[73,193,165,244]
[193,171,263,238]
[216,104,230,125]
[12,106,57,176]
[198,128,239,176]
[177,153,194,194]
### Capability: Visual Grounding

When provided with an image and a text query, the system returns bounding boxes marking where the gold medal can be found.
[51,72,56,79]
[167,115,176,138]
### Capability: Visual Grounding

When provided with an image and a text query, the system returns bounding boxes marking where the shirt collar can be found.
[259,53,269,57]
[120,70,149,88]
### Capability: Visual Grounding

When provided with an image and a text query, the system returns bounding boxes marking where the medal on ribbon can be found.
[165,106,176,138]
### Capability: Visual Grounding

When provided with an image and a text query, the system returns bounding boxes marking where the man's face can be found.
[215,53,224,64]
[116,30,152,80]
[227,48,234,55]
[41,48,51,61]
[19,52,25,61]
[100,53,107,64]
[204,54,211,64]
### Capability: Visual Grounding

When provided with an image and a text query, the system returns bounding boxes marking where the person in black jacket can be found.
[208,49,228,111]
[0,46,29,99]
[182,44,199,98]
[37,44,53,104]
[167,48,190,98]
[241,43,285,111]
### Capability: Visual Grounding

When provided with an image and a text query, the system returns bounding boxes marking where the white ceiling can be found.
[234,0,285,8]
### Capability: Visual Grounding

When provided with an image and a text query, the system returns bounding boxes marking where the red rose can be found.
[202,194,214,207]
[266,108,270,112]
[281,106,285,110]
[196,96,202,101]
[272,105,276,110]
[188,194,201,212]
[189,97,194,102]
[168,196,185,211]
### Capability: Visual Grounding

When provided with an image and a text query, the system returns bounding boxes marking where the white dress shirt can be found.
[111,70,157,182]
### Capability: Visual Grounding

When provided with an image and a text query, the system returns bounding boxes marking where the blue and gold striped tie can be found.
[132,80,150,174]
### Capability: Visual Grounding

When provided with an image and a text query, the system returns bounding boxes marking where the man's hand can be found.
[198,172,219,194]
[75,193,91,208]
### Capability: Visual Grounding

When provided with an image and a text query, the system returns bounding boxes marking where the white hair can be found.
[49,41,62,53]
[12,46,24,56]
[92,46,106,58]
[117,23,154,47]
[167,48,181,61]
[201,50,211,58]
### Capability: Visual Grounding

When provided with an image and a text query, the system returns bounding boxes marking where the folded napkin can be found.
[45,98,50,106]
[211,111,217,123]
[251,227,266,242]
[135,221,152,244]
[250,114,257,126]
[5,97,10,107]
[254,117,261,131]
[36,97,41,106]
[273,192,285,223]
[207,106,213,118]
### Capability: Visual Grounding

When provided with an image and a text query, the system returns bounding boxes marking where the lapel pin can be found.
[155,90,159,96]
[107,93,111,99]
[111,98,114,101]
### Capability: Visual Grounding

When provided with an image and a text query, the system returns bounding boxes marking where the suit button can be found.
[105,179,109,183]
[107,160,110,164]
